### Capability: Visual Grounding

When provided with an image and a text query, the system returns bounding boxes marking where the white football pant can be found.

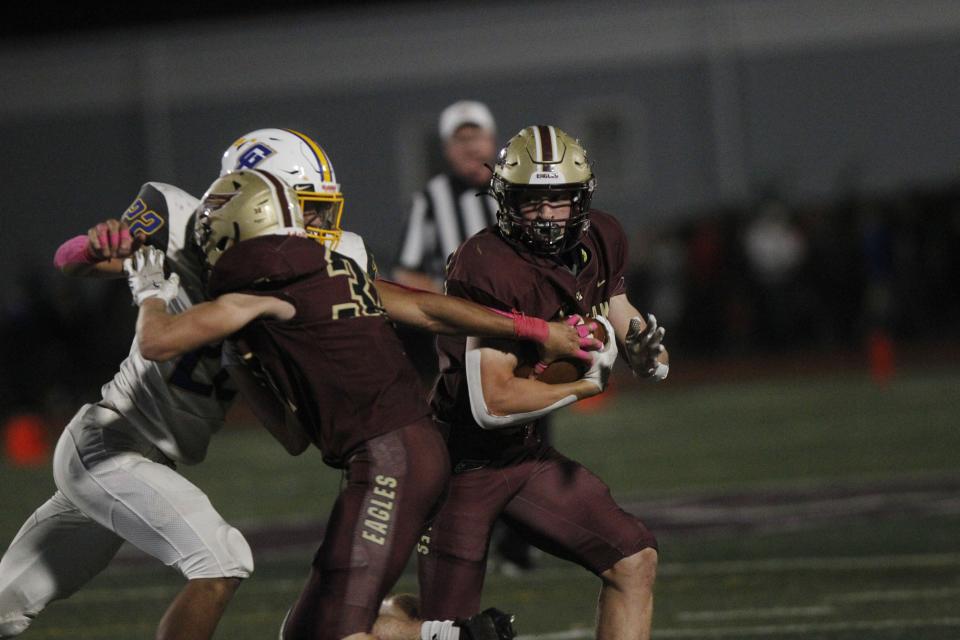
[0,404,252,637]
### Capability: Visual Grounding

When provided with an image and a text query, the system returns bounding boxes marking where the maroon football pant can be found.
[417,446,657,620]
[283,418,449,640]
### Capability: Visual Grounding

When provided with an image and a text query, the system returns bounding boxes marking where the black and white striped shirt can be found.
[396,172,499,279]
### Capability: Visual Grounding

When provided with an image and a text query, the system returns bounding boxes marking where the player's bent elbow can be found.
[137,335,180,362]
[468,381,521,430]
[480,380,513,418]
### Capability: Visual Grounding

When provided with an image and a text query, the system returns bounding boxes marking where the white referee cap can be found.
[438,100,496,141]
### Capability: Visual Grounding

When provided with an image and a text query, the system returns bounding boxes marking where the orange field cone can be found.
[3,413,50,466]
[867,329,896,386]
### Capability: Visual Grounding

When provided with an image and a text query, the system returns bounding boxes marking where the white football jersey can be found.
[98,182,234,465]
[95,184,372,465]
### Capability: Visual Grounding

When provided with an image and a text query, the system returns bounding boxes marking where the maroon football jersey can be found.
[208,235,431,468]
[430,210,629,466]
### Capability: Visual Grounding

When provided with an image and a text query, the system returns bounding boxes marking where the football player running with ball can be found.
[0,129,590,640]
[420,126,669,640]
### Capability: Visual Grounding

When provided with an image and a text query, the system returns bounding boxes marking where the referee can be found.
[392,101,542,575]
[393,100,499,294]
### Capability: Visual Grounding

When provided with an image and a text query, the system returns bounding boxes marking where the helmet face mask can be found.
[300,196,343,245]
[196,169,305,269]
[491,125,595,255]
[220,128,344,246]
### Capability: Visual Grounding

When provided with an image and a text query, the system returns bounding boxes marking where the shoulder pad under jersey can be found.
[332,231,377,279]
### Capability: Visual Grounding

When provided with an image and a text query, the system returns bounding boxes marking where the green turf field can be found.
[2,367,959,638]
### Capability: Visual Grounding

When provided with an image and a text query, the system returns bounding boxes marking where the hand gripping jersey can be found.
[206,235,431,468]
[430,210,629,465]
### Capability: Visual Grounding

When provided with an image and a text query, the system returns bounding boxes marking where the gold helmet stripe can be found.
[252,169,295,228]
[284,128,333,184]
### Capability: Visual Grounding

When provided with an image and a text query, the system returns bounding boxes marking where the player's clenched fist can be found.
[86,219,144,261]
[123,246,180,306]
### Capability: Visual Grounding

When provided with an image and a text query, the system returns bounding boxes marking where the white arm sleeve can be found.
[464,338,577,430]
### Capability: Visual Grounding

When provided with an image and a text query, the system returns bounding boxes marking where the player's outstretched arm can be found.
[135,295,294,362]
[607,293,670,381]
[375,280,597,363]
[54,219,145,278]
[125,247,295,361]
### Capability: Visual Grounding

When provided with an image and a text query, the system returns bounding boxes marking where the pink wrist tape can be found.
[513,313,549,343]
[53,235,96,269]
[486,307,549,344]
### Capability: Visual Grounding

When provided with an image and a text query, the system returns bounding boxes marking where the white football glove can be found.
[123,246,180,306]
[583,315,618,392]
[624,313,669,381]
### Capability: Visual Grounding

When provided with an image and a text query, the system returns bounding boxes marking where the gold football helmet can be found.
[195,169,305,267]
[490,125,595,254]
[220,128,344,247]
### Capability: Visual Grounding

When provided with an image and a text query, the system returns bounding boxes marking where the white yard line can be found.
[677,605,834,621]
[827,586,960,603]
[659,552,960,575]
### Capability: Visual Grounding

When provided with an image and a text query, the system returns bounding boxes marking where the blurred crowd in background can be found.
[628,181,960,359]
[1,178,959,435]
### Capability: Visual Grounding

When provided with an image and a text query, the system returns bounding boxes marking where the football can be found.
[514,315,607,384]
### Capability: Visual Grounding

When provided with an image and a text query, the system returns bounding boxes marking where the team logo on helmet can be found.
[236,143,275,170]
[202,191,239,211]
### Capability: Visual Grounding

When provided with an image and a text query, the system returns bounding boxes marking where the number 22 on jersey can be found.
[122,198,166,237]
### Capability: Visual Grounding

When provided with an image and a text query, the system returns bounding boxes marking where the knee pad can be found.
[218,524,254,578]
[179,524,254,579]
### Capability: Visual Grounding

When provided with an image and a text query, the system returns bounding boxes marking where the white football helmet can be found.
[220,128,344,246]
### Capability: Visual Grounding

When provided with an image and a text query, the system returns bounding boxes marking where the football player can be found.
[0,129,591,640]
[1,176,248,640]
[121,167,557,640]
[419,126,668,640]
